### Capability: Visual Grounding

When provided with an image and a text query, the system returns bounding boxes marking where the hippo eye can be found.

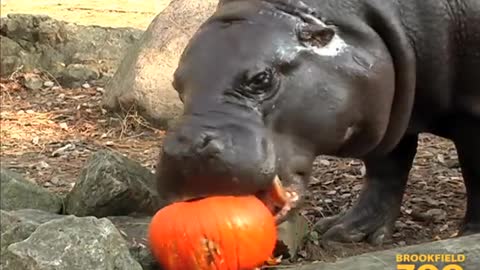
[247,69,274,92]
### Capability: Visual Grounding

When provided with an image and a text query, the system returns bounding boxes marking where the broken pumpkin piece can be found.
[259,176,301,223]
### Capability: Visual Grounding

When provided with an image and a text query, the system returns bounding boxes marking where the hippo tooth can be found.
[269,175,289,206]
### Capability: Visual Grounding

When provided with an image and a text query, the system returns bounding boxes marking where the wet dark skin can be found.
[156,0,480,245]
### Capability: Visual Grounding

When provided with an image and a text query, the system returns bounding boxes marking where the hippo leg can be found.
[316,135,418,245]
[451,118,480,235]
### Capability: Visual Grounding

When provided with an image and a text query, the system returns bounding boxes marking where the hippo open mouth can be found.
[176,175,302,223]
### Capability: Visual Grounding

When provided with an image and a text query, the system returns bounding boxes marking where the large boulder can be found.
[102,0,218,128]
[0,167,63,213]
[64,150,164,217]
[0,35,25,75]
[2,215,143,270]
[0,14,143,87]
[0,209,64,266]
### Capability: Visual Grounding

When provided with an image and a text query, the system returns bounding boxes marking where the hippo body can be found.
[156,0,480,244]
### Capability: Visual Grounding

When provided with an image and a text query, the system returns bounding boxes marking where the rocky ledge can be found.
[2,149,479,270]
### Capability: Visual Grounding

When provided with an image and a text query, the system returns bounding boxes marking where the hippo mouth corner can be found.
[256,176,301,224]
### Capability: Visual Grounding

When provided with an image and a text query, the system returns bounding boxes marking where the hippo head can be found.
[156,0,412,222]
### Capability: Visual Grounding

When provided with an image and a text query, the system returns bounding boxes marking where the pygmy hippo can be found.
[155,0,480,244]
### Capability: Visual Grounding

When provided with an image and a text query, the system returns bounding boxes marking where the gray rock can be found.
[0,167,63,213]
[8,208,65,224]
[0,14,142,85]
[2,215,143,270]
[65,150,164,217]
[1,210,38,266]
[276,211,310,259]
[102,0,218,129]
[0,35,22,56]
[0,209,64,266]
[0,210,36,244]
[23,73,44,90]
[0,36,23,76]
[108,216,159,270]
[60,63,99,87]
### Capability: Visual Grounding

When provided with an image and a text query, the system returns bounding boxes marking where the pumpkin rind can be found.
[148,195,277,270]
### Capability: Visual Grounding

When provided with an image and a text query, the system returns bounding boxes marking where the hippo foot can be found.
[461,222,480,236]
[314,201,398,246]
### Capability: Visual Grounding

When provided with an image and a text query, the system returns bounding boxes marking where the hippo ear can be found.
[297,24,335,47]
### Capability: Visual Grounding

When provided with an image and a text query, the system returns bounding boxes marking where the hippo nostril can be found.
[200,135,213,149]
[198,135,224,156]
[176,133,190,145]
[261,137,268,152]
[295,171,306,177]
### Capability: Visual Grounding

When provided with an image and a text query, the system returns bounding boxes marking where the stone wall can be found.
[0,14,143,87]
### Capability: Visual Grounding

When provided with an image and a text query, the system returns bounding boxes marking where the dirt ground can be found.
[0,0,469,267]
[0,71,467,266]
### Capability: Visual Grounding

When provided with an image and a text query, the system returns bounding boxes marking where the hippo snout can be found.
[156,114,277,204]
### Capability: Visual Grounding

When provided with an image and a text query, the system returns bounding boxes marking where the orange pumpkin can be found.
[148,195,277,270]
